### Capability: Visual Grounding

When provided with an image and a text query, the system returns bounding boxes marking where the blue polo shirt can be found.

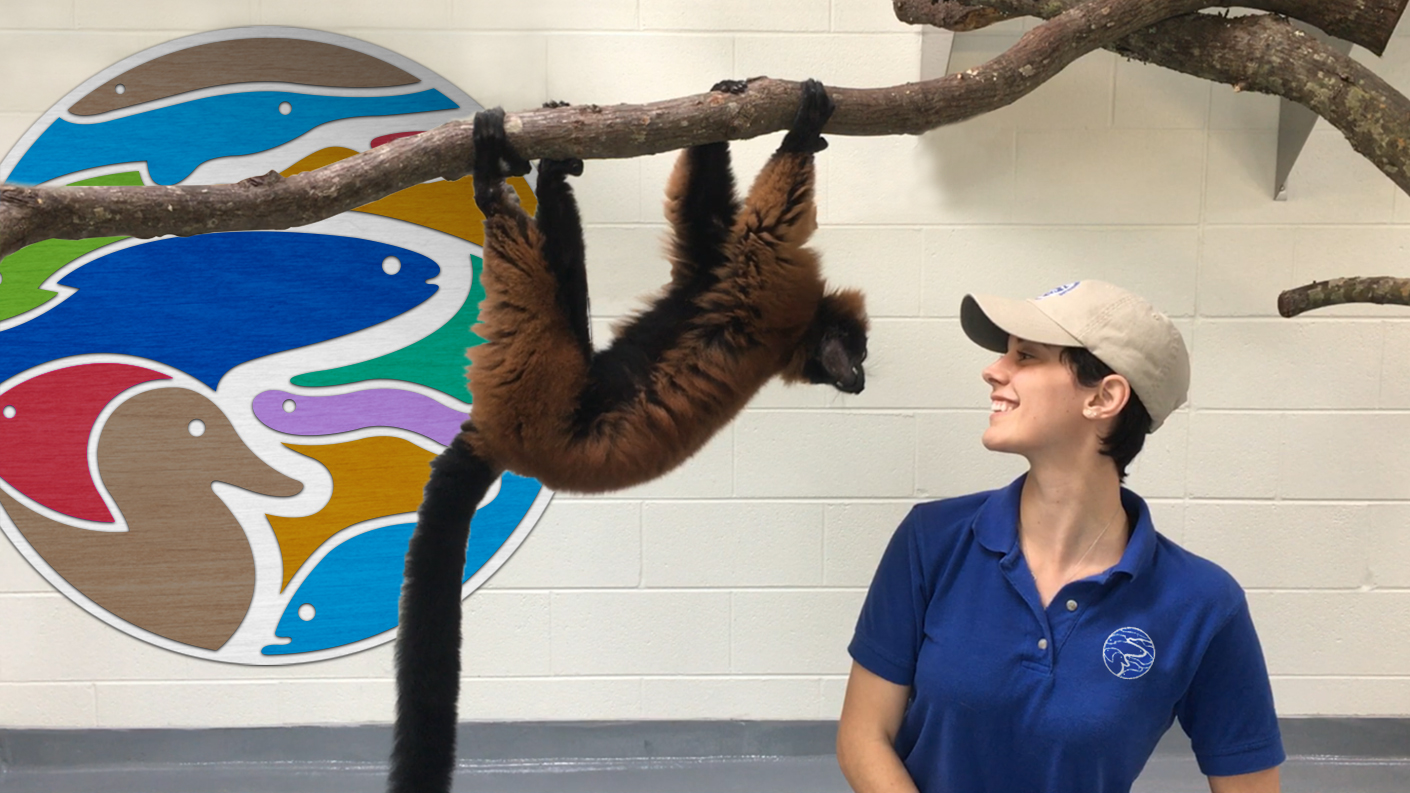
[849,476,1283,793]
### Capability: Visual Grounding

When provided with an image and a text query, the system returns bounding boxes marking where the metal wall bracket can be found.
[1275,22,1354,201]
[920,26,956,82]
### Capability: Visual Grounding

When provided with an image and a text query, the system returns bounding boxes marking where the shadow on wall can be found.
[919,121,1015,223]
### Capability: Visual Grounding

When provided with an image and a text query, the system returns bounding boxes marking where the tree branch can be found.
[0,0,1287,261]
[0,0,1336,262]
[905,2,1410,196]
[912,1,1410,324]
[893,0,1016,31]
[896,0,1408,56]
[7,0,1410,267]
[1278,277,1410,317]
[918,0,1410,317]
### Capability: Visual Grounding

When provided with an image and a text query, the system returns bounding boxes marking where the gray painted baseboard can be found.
[1,718,1407,768]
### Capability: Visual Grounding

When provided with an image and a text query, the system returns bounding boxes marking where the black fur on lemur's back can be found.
[389,80,867,793]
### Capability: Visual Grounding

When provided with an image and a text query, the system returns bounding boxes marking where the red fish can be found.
[0,363,170,522]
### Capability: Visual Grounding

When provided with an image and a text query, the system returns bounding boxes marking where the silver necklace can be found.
[1025,502,1124,584]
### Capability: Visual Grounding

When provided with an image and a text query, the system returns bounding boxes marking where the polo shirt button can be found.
[1037,638,1048,650]
[1066,599,1078,612]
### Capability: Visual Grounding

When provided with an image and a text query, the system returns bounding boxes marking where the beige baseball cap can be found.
[960,280,1190,431]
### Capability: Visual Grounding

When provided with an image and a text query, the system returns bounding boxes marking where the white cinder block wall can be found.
[2,0,1409,728]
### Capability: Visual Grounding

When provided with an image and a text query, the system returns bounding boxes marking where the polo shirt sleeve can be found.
[848,508,928,687]
[1174,592,1285,777]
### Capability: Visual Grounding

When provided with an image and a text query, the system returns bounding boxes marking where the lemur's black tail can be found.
[388,435,501,793]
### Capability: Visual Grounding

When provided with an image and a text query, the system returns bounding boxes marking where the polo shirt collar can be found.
[971,475,1026,556]
[971,474,1158,581]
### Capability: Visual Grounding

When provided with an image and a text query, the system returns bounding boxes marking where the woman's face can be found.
[980,336,1094,460]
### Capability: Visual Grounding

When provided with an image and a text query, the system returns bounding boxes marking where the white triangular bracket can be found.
[920,26,957,81]
[1275,21,1354,201]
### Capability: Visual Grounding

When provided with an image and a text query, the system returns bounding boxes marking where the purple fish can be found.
[253,389,466,446]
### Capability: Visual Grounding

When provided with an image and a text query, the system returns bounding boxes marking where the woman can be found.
[837,281,1283,793]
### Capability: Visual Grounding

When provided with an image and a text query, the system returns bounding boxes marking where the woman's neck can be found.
[1018,459,1128,602]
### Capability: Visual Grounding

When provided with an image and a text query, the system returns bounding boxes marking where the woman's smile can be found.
[989,397,1017,416]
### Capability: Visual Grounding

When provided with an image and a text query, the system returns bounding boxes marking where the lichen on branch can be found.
[1278,277,1410,317]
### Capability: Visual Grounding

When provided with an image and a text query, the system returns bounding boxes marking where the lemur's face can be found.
[805,318,867,394]
[800,289,867,394]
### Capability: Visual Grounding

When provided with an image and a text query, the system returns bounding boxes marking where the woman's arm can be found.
[1208,766,1279,793]
[836,661,920,793]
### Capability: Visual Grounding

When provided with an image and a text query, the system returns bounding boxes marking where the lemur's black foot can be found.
[473,107,532,214]
[711,79,748,95]
[543,100,572,109]
[778,79,834,155]
[473,107,532,180]
[539,158,585,178]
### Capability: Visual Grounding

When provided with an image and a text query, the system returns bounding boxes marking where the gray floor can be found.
[1,720,1406,792]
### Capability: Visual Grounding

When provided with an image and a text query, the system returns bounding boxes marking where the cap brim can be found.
[961,293,1083,352]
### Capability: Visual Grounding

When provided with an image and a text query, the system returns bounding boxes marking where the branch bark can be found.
[1278,277,1410,316]
[896,0,1408,55]
[894,0,1016,31]
[0,0,1217,261]
[904,1,1410,200]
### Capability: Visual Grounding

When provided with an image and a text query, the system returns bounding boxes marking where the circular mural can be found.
[0,27,549,664]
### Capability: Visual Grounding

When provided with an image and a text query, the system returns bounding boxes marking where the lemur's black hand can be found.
[711,79,748,95]
[539,158,585,178]
[778,79,834,155]
[472,107,532,180]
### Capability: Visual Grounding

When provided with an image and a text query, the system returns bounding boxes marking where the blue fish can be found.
[262,473,542,656]
[6,89,457,185]
[0,232,439,390]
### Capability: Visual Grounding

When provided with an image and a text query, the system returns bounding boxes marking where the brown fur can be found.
[462,147,861,493]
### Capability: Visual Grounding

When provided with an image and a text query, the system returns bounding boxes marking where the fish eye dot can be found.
[279,101,292,115]
[282,399,296,413]
[115,84,125,95]
[188,419,205,437]
[382,256,401,275]
[298,604,315,621]
[2,406,14,419]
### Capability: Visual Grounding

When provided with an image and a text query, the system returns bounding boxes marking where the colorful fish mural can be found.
[0,27,549,664]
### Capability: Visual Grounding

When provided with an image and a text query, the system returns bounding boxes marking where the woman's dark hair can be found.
[1060,347,1152,481]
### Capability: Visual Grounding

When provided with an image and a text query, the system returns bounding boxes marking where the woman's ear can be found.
[1084,374,1131,420]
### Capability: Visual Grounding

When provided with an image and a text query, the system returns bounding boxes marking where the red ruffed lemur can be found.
[389,79,868,793]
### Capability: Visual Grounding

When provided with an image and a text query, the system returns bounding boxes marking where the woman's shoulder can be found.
[900,487,1009,550]
[1149,532,1248,612]
[910,488,998,522]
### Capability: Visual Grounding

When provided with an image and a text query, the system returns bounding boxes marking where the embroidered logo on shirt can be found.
[1103,627,1155,679]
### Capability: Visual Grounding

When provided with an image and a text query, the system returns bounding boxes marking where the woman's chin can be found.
[982,423,1034,457]
[980,427,1012,453]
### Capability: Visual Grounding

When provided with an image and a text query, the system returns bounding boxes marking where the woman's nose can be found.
[982,356,1008,387]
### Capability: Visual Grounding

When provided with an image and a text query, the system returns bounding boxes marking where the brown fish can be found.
[0,388,302,650]
[70,38,417,116]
